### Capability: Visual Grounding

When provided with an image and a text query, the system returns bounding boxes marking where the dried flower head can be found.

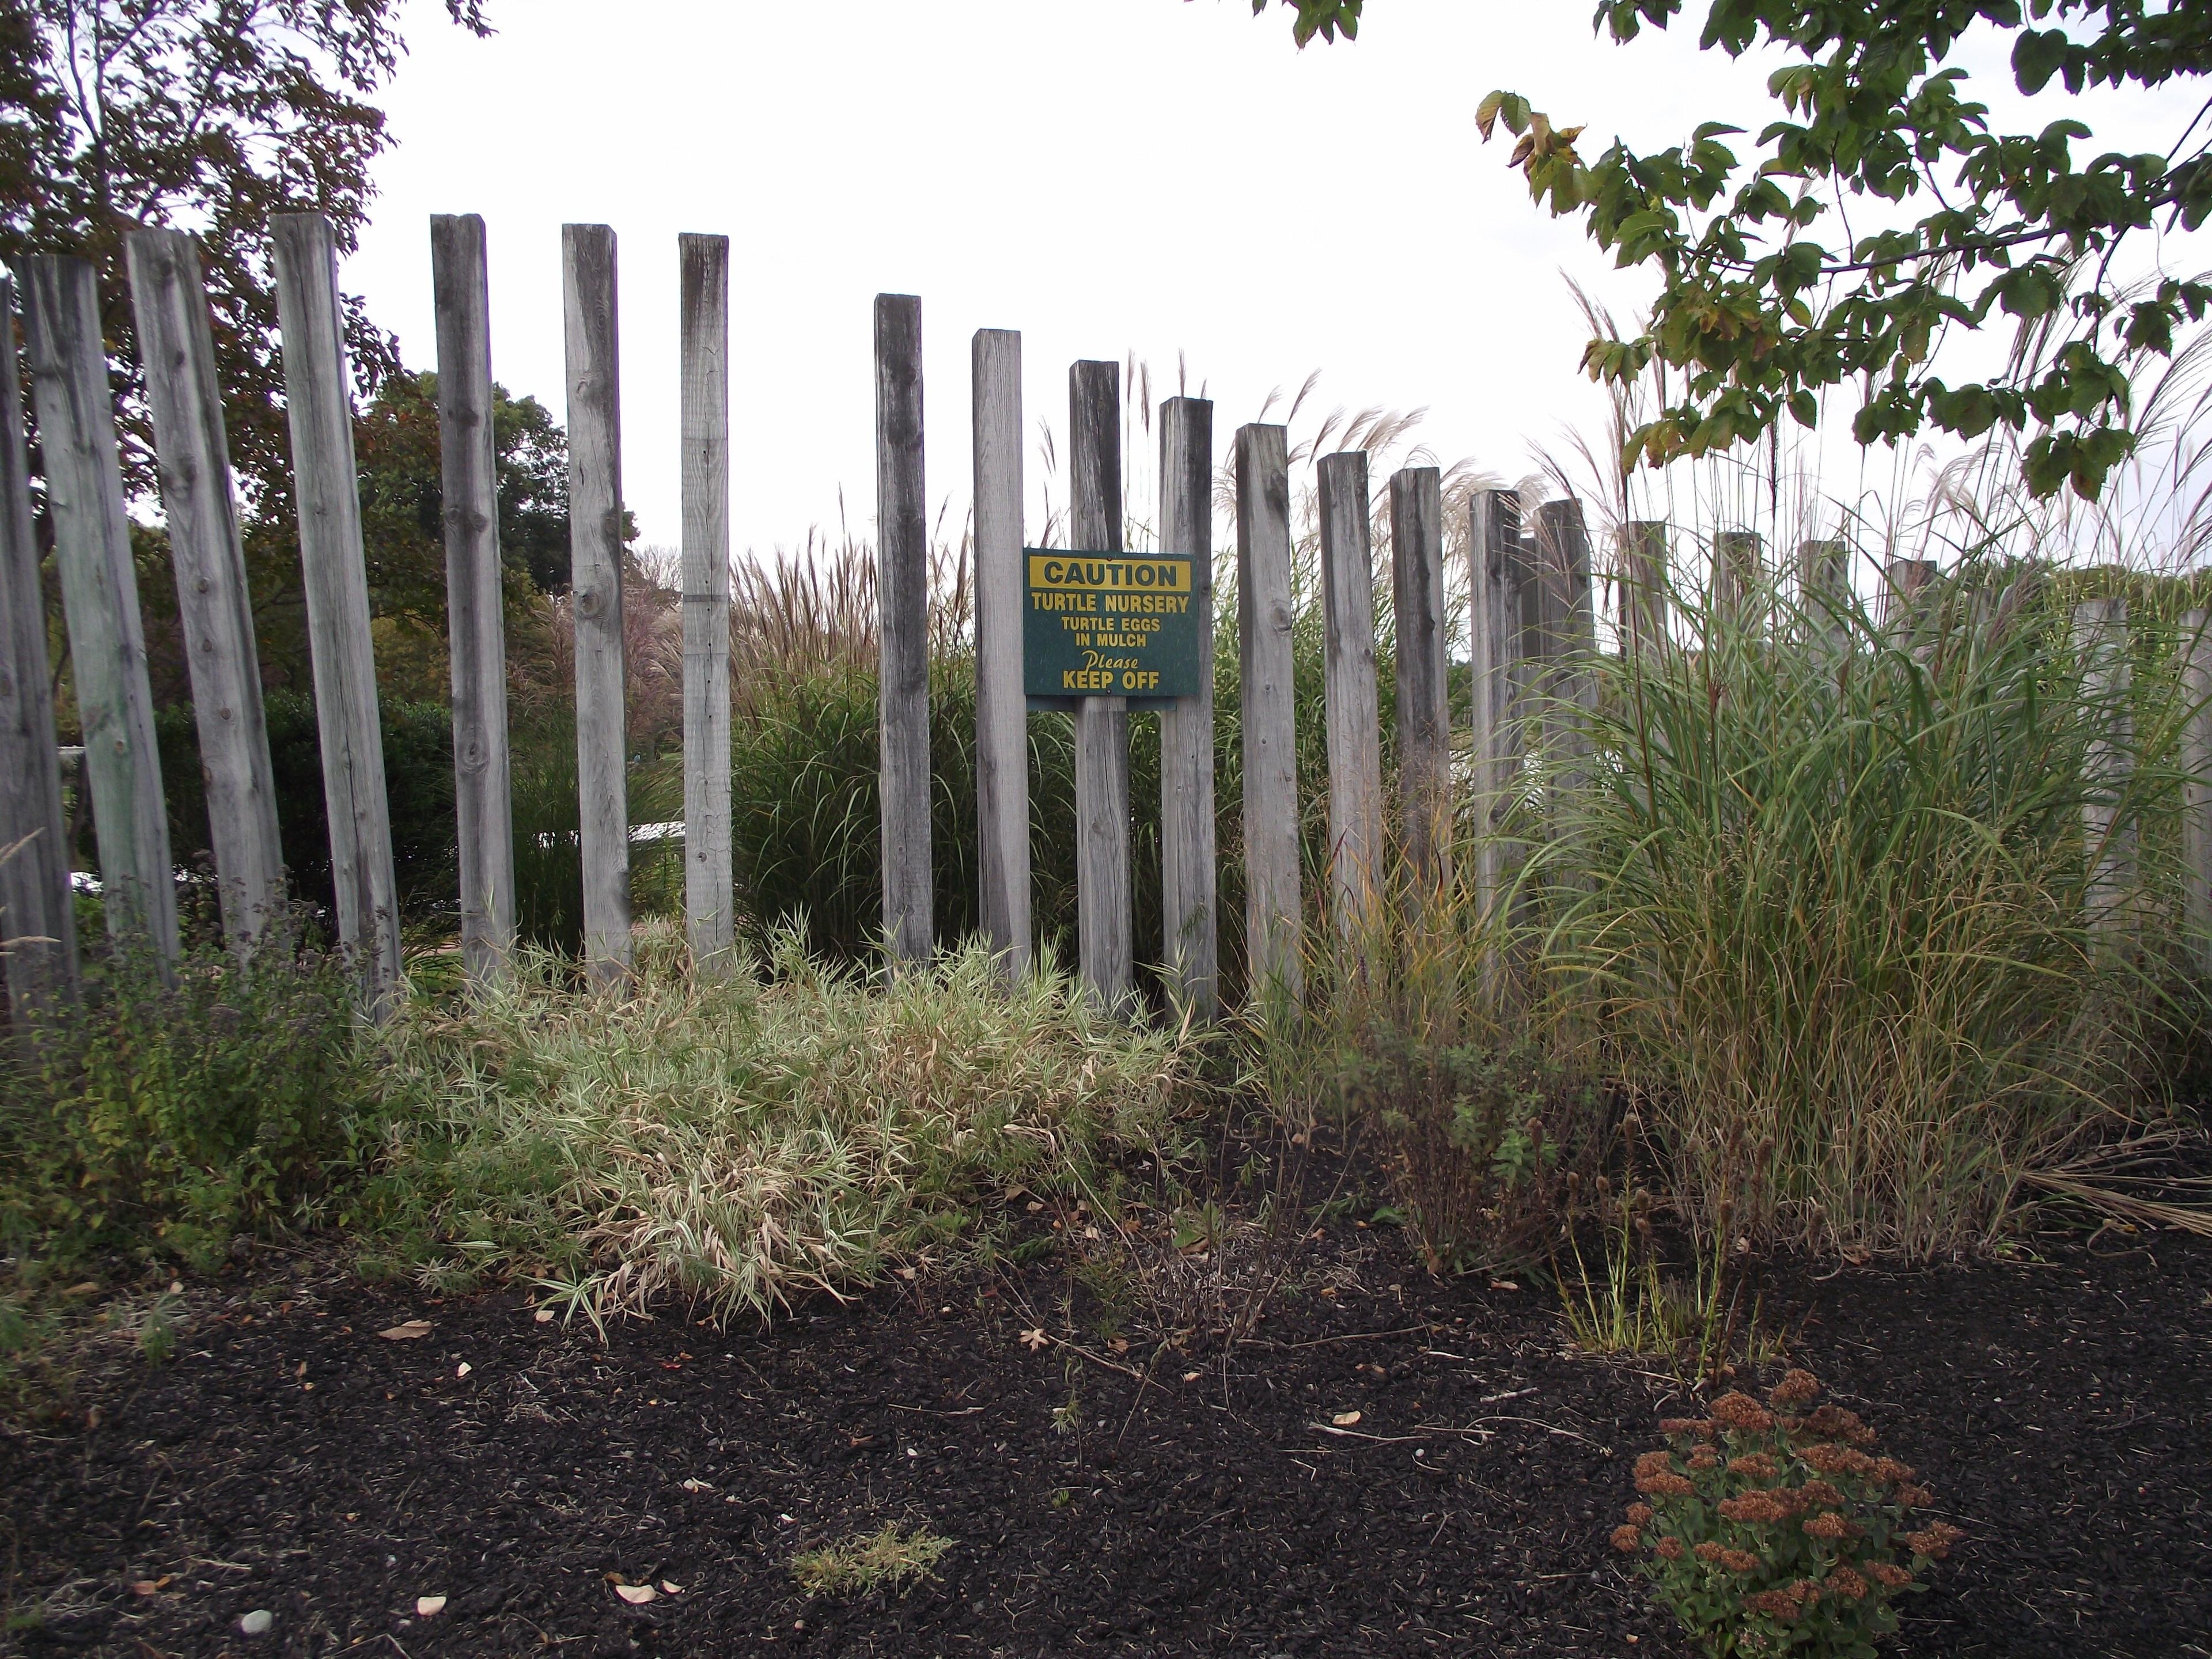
[1745,1588,1804,1622]
[1904,1521,1963,1560]
[1803,1404,1876,1447]
[1654,1535,1685,1561]
[1803,1510,1854,1541]
[1721,1548,1761,1574]
[1659,1417,1716,1440]
[1800,1441,1876,1479]
[1612,1524,1643,1552]
[1825,1565,1870,1601]
[1896,1483,1934,1510]
[1718,1490,1791,1525]
[1627,1503,1654,1527]
[1641,1470,1696,1499]
[1634,1450,1675,1482]
[1711,1392,1777,1434]
[1695,1540,1730,1565]
[1872,1457,1916,1487]
[1797,1479,1846,1510]
[1688,1447,1721,1472]
[1865,1560,1914,1589]
[1728,1452,1781,1480]
[1768,1369,1821,1410]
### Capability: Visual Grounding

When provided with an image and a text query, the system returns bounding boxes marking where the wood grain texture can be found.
[875,294,931,966]
[0,273,78,1016]
[972,327,1028,978]
[561,224,632,986]
[1535,498,1597,772]
[2183,611,2212,972]
[1317,450,1382,946]
[1619,521,1669,653]
[679,234,733,971]
[1158,395,1217,1020]
[1389,465,1449,893]
[1798,538,1851,655]
[1715,528,1764,625]
[271,215,400,1012]
[1882,556,1937,630]
[126,230,287,957]
[2074,597,2134,937]
[430,214,516,986]
[1236,423,1301,1009]
[19,255,178,972]
[1071,358,1130,1012]
[1468,489,1525,960]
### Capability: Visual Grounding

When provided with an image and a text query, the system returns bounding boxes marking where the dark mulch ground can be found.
[3,1225,2207,1659]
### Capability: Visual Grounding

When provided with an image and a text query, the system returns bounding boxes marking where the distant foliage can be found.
[1619,1370,1961,1658]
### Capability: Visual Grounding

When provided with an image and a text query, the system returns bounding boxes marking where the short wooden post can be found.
[1389,465,1449,892]
[1236,423,1301,1008]
[2181,609,2212,972]
[0,273,79,1016]
[972,327,1028,978]
[560,224,632,985]
[430,214,516,986]
[271,214,400,1011]
[19,255,178,971]
[1619,520,1669,653]
[1713,529,1764,632]
[679,233,733,971]
[2073,595,2134,936]
[1071,359,1131,1011]
[1469,490,1525,948]
[1799,538,1851,654]
[1881,556,1937,630]
[1160,395,1217,1018]
[127,229,287,957]
[874,294,931,967]
[1318,450,1382,947]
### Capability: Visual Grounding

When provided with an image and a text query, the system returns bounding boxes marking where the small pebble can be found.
[239,1609,272,1635]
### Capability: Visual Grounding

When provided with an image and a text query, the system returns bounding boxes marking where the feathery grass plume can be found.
[361,921,1200,1324]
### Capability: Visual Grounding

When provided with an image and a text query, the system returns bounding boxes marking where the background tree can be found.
[1253,0,2211,501]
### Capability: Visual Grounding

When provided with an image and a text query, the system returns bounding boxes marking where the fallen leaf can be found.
[128,1580,160,1597]
[1108,1337,1129,1354]
[1082,1226,1101,1241]
[1490,1279,1521,1293]
[455,1362,471,1378]
[681,1478,714,1493]
[63,1281,100,1297]
[614,1583,658,1605]
[1331,1410,1363,1427]
[1025,1200,1045,1213]
[1181,1370,1202,1382]
[415,1595,446,1617]
[534,1307,555,1324]
[378,1320,433,1341]
[659,1580,683,1595]
[1019,1328,1049,1353]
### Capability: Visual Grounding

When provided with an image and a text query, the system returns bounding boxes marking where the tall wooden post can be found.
[1881,556,1937,630]
[430,214,516,986]
[1317,450,1382,946]
[0,273,78,1016]
[1619,520,1669,654]
[127,230,286,956]
[1390,465,1449,892]
[874,294,931,967]
[561,224,632,985]
[1470,490,1526,1003]
[2183,609,2212,972]
[1715,529,1763,624]
[271,214,400,1011]
[679,234,733,971]
[972,328,1028,978]
[18,255,177,972]
[1799,537,1851,654]
[1536,498,1599,734]
[1160,395,1217,1018]
[1236,423,1300,1009]
[2074,596,2134,937]
[1071,359,1130,1011]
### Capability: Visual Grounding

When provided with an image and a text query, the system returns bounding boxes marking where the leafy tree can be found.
[0,0,488,502]
[1252,0,2212,501]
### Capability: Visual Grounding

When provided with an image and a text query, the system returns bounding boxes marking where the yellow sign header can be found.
[1027,555,1191,593]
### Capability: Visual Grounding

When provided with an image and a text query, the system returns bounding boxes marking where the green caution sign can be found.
[1023,550,1205,709]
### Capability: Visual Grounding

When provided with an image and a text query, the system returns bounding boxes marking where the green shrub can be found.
[1618,1369,1960,1658]
[1,935,370,1268]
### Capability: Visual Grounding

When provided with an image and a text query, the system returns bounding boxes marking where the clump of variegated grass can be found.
[790,1523,952,1597]
[362,921,1201,1325]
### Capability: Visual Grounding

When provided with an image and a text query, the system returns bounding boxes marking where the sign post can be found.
[1022,551,1205,706]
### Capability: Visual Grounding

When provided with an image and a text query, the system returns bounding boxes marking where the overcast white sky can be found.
[343,0,2211,560]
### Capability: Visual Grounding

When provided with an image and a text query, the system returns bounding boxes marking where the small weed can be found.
[790,1523,952,1597]
[135,1293,180,1366]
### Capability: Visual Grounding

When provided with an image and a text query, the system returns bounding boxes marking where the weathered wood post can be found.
[1798,537,1851,654]
[1619,520,1669,654]
[1537,497,1599,729]
[2182,609,2212,972]
[1469,489,1525,972]
[679,233,733,971]
[972,327,1028,978]
[1317,451,1382,949]
[1390,466,1450,895]
[1881,556,1937,630]
[1160,395,1217,1018]
[0,273,79,1016]
[430,213,516,986]
[1071,359,1131,1010]
[1236,423,1301,1009]
[271,213,400,1012]
[560,224,631,986]
[1714,528,1764,628]
[18,255,178,972]
[875,294,931,967]
[2073,594,2133,937]
[127,230,287,956]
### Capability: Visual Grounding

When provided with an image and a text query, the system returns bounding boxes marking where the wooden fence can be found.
[5,213,2212,1025]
